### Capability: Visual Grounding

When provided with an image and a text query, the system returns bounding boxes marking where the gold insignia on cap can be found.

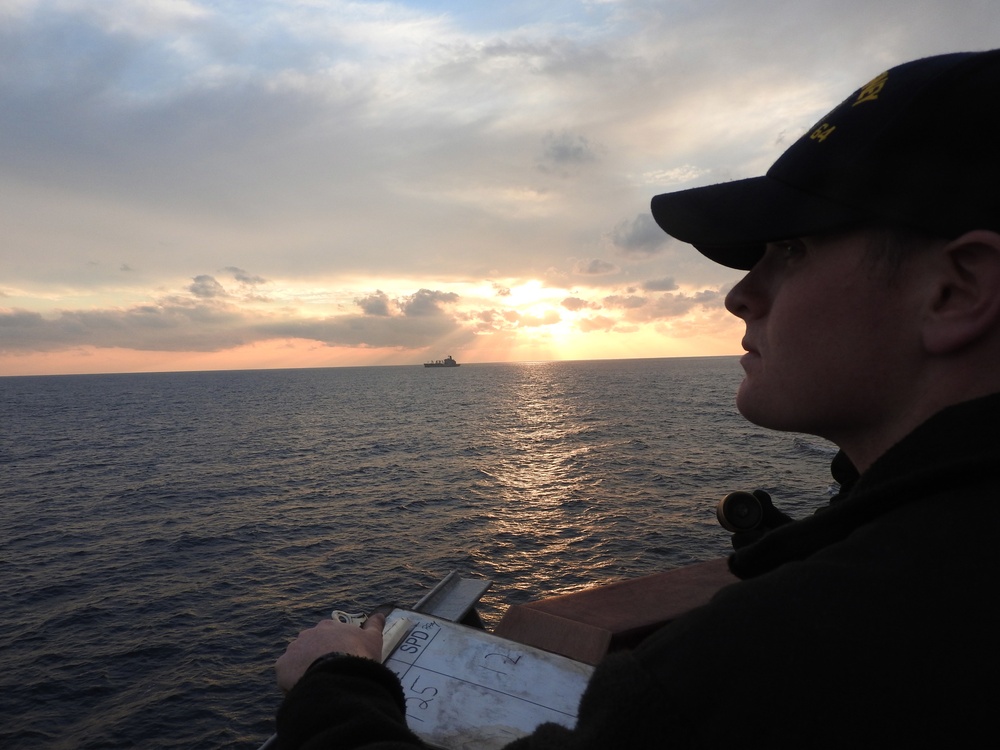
[809,123,837,143]
[853,70,889,106]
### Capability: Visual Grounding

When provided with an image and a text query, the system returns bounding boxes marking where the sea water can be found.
[0,357,837,749]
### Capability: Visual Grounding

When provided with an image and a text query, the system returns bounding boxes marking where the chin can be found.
[736,387,792,432]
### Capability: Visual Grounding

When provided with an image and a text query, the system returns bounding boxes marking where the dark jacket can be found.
[277,394,1000,748]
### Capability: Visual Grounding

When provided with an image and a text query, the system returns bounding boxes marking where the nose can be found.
[727,245,778,319]
[725,272,756,319]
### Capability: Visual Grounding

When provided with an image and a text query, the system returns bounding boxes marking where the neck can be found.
[835,382,1000,473]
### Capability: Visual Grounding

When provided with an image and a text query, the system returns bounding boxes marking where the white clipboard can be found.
[382,609,594,750]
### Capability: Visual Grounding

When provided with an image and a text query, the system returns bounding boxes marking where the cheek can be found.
[762,286,904,403]
[766,300,836,362]
[743,288,862,403]
[770,280,870,356]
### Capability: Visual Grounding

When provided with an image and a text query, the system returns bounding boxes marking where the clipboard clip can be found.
[330,605,412,662]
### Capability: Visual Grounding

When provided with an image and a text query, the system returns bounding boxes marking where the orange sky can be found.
[2,1,992,377]
[0,291,744,376]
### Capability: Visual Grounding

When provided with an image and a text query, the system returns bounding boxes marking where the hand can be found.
[275,612,386,692]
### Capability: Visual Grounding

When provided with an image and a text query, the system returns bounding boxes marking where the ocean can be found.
[0,357,838,749]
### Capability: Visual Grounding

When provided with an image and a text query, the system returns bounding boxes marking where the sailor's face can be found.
[724,229,925,462]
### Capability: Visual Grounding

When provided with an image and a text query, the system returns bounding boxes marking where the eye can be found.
[770,240,805,262]
[782,240,804,256]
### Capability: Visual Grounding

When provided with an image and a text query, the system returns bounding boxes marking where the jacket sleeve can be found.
[275,648,697,750]
[275,655,426,749]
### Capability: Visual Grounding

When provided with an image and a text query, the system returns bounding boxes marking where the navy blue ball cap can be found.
[650,49,1000,269]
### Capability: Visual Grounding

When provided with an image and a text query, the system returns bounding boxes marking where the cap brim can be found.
[650,176,873,270]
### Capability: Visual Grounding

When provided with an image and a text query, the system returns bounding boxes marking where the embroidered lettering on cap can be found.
[854,71,888,106]
[809,123,836,143]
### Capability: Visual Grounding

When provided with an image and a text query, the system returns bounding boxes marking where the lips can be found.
[738,338,760,370]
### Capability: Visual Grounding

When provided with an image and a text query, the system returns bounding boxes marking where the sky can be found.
[2,0,998,376]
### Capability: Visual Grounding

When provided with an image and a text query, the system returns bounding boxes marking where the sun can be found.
[503,279,549,306]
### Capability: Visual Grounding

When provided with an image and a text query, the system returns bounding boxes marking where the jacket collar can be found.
[729,392,1000,579]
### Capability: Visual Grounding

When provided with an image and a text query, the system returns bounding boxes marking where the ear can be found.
[922,231,1000,355]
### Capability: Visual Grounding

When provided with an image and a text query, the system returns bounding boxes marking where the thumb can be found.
[362,611,386,633]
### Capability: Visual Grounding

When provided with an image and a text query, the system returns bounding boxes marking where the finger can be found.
[362,611,386,632]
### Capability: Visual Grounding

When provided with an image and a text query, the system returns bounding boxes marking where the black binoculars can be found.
[717,490,767,532]
[717,488,796,533]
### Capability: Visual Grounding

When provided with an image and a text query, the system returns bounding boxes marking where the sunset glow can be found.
[2,1,992,376]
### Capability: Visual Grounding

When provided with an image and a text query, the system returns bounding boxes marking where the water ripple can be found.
[0,359,836,749]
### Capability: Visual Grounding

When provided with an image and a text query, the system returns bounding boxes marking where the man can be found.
[273,49,1000,747]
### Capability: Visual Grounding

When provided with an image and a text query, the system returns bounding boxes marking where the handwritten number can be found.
[484,652,522,665]
[405,675,439,711]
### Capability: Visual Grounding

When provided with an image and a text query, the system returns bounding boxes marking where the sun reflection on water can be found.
[471,362,616,596]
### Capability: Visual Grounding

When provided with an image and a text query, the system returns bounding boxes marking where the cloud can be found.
[0,300,249,353]
[610,213,669,258]
[577,315,616,333]
[640,166,711,189]
[623,288,728,323]
[0,279,469,354]
[189,275,228,298]
[602,294,647,310]
[5,0,1000,374]
[517,310,561,327]
[0,275,731,360]
[574,259,619,276]
[561,296,596,311]
[537,130,601,174]
[256,312,462,349]
[226,267,267,285]
[398,289,460,316]
[356,290,392,316]
[643,277,679,292]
